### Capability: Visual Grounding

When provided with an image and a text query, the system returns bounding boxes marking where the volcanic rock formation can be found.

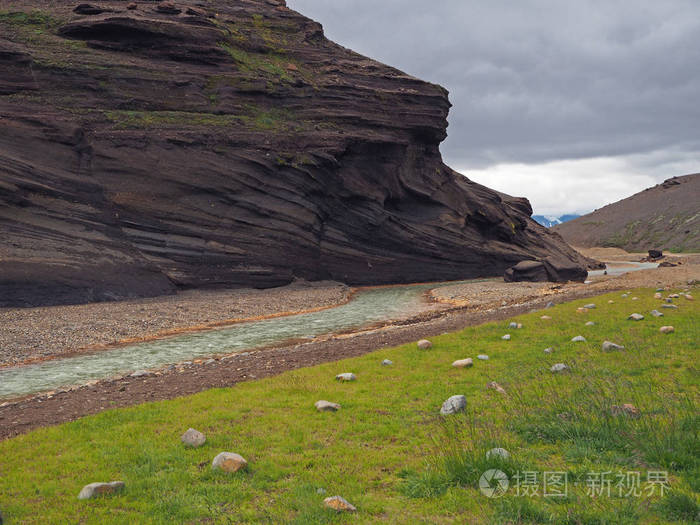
[0,0,593,306]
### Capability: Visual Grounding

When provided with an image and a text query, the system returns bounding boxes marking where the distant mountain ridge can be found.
[553,174,700,252]
[532,214,581,228]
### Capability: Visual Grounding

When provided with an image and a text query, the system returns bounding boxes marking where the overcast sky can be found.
[287,0,699,216]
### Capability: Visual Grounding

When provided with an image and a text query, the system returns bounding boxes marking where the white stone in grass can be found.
[621,293,629,298]
[650,310,664,317]
[601,341,625,352]
[685,294,694,301]
[661,304,678,309]
[541,315,552,320]
[181,428,206,447]
[584,303,596,309]
[550,363,569,373]
[659,326,675,334]
[654,293,662,299]
[417,339,433,350]
[477,354,489,360]
[543,347,554,354]
[381,359,393,366]
[452,358,473,368]
[585,321,595,326]
[440,395,467,415]
[509,322,518,328]
[669,294,680,298]
[502,334,511,340]
[324,496,356,512]
[632,297,639,301]
[486,447,510,460]
[78,481,125,500]
[315,400,341,412]
[335,373,356,382]
[212,452,247,473]
[546,301,555,308]
[571,335,586,342]
[608,300,614,304]
[517,323,523,329]
[628,313,644,321]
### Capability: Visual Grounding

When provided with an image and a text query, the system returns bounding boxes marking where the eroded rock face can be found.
[0,0,593,306]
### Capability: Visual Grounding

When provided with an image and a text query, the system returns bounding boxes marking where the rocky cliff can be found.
[0,0,593,306]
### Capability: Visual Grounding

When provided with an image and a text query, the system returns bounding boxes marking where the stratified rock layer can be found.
[0,0,592,306]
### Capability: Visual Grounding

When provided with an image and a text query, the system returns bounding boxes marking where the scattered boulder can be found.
[440,395,467,415]
[543,347,554,354]
[452,358,473,368]
[335,373,356,382]
[486,447,510,460]
[576,307,587,314]
[661,304,678,309]
[550,363,569,373]
[608,300,614,304]
[659,326,675,334]
[631,297,639,301]
[487,381,506,394]
[685,294,694,301]
[381,359,393,366]
[78,481,125,500]
[601,341,624,352]
[417,339,433,350]
[546,301,555,308]
[315,400,341,412]
[611,403,641,418]
[651,309,664,317]
[584,304,596,309]
[185,6,206,16]
[324,496,356,512]
[504,260,548,282]
[540,315,552,320]
[477,354,489,360]
[665,298,673,303]
[628,313,644,321]
[504,257,587,283]
[130,370,150,378]
[181,428,206,447]
[508,322,518,328]
[155,1,182,14]
[571,335,586,342]
[212,452,247,473]
[648,249,663,259]
[621,293,629,298]
[501,334,511,341]
[585,321,595,326]
[669,294,680,299]
[126,2,137,9]
[654,293,662,299]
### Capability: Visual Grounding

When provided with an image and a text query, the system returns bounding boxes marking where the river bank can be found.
[0,280,349,368]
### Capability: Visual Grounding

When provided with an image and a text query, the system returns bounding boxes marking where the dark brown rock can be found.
[73,4,112,15]
[648,249,663,259]
[504,260,548,282]
[155,2,182,15]
[0,0,594,306]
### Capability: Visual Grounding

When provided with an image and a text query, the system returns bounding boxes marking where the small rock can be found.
[576,307,587,314]
[628,313,644,321]
[608,300,614,304]
[654,293,662,299]
[517,323,523,329]
[381,359,393,366]
[661,304,678,309]
[584,303,596,309]
[130,370,149,378]
[126,2,137,9]
[487,381,506,394]
[477,354,489,360]
[621,293,629,298]
[78,481,125,500]
[335,373,356,382]
[571,335,586,342]
[212,452,247,473]
[486,447,510,460]
[659,326,675,334]
[543,347,554,354]
[585,321,595,326]
[204,359,215,365]
[324,496,356,512]
[417,339,433,350]
[508,322,518,328]
[440,395,467,415]
[550,363,569,373]
[650,309,664,317]
[181,428,206,447]
[631,297,639,301]
[601,341,625,351]
[665,298,673,303]
[656,287,664,292]
[501,334,511,340]
[315,400,341,412]
[155,1,182,14]
[452,358,473,368]
[669,294,680,298]
[685,294,694,301]
[540,315,552,320]
[611,403,641,418]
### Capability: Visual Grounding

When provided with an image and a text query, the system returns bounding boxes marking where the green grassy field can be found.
[0,288,697,524]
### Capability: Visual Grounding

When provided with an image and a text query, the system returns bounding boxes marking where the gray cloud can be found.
[287,0,699,213]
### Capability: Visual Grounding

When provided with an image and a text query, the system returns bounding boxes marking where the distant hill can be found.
[553,174,700,252]
[532,214,581,228]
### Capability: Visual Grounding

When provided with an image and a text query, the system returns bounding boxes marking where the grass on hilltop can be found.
[0,287,697,524]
